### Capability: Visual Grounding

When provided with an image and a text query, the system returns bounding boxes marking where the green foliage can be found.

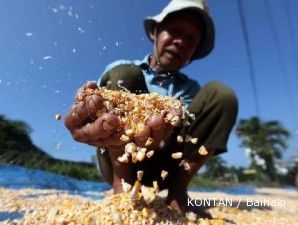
[189,175,219,189]
[203,156,228,179]
[0,114,101,182]
[236,116,290,181]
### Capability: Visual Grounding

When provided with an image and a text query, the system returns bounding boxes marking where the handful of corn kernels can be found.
[77,86,183,132]
[77,87,184,157]
[77,87,208,172]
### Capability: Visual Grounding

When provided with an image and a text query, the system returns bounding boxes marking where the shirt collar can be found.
[136,54,188,81]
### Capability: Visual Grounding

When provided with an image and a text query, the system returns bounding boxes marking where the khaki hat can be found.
[144,0,215,59]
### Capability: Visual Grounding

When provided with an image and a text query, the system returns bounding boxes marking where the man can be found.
[65,0,238,216]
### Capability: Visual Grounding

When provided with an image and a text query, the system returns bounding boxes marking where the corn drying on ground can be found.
[1,187,297,225]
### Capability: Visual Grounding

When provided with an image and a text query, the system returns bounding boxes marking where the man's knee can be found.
[205,81,238,112]
[100,64,148,93]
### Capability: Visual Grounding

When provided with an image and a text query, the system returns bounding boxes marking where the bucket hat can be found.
[144,0,215,59]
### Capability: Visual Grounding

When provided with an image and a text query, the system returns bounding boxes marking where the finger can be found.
[102,134,127,147]
[134,125,150,147]
[85,81,98,90]
[168,108,183,118]
[72,113,121,142]
[147,114,165,141]
[86,139,105,147]
[65,94,104,130]
[75,81,98,100]
[84,95,104,118]
[64,102,88,130]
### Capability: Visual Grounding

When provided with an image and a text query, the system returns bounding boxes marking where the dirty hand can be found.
[134,108,183,149]
[64,81,125,148]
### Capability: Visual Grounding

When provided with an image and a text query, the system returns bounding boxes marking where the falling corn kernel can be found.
[137,170,144,181]
[170,115,180,126]
[159,140,165,148]
[183,162,191,171]
[198,145,208,156]
[141,186,156,204]
[136,151,145,162]
[185,135,192,142]
[130,180,141,199]
[171,152,183,159]
[178,159,191,171]
[125,142,137,154]
[177,135,184,143]
[189,113,196,120]
[152,181,159,192]
[161,170,168,180]
[145,137,154,146]
[146,150,154,158]
[117,154,129,163]
[183,120,191,126]
[121,179,132,192]
[55,114,61,121]
[190,137,198,144]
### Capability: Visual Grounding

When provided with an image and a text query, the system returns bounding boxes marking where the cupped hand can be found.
[64,81,126,148]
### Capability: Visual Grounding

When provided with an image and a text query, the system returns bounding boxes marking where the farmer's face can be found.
[152,12,203,72]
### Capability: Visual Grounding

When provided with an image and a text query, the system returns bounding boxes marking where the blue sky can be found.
[0,0,297,167]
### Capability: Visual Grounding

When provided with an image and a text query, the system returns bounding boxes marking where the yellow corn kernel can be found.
[76,95,84,102]
[177,135,184,143]
[198,145,208,156]
[137,170,144,181]
[189,113,196,120]
[190,137,198,144]
[179,160,191,171]
[121,179,132,193]
[55,114,61,121]
[170,115,180,126]
[146,150,155,158]
[161,170,168,180]
[153,181,159,192]
[136,151,145,162]
[141,208,149,218]
[125,143,137,154]
[183,120,191,126]
[145,137,154,146]
[171,152,183,159]
[117,154,129,163]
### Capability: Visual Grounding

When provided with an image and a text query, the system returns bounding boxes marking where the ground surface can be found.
[1,164,297,224]
[0,187,297,225]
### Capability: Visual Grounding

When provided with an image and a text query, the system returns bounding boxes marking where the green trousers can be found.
[97,64,238,185]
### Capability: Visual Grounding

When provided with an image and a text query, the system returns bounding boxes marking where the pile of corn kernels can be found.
[0,187,229,225]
